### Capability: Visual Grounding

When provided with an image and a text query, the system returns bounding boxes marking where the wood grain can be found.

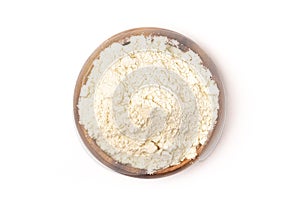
[73,27,225,178]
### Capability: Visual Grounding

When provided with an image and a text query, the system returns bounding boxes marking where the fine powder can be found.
[78,35,219,173]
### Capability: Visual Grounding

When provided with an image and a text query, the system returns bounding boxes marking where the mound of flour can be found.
[78,35,219,173]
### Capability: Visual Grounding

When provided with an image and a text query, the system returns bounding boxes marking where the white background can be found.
[0,0,299,203]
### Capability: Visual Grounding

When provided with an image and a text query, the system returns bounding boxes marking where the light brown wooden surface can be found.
[73,27,225,178]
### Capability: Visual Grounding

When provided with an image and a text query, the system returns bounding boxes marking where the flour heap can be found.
[78,35,219,173]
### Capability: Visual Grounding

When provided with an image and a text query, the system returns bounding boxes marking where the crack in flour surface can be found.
[78,35,219,173]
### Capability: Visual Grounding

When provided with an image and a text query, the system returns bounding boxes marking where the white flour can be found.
[78,35,219,173]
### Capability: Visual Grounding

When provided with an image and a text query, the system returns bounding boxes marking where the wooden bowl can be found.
[73,27,225,178]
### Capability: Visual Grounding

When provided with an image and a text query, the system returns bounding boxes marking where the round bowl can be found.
[73,27,225,178]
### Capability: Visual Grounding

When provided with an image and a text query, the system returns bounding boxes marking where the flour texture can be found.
[78,35,219,173]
